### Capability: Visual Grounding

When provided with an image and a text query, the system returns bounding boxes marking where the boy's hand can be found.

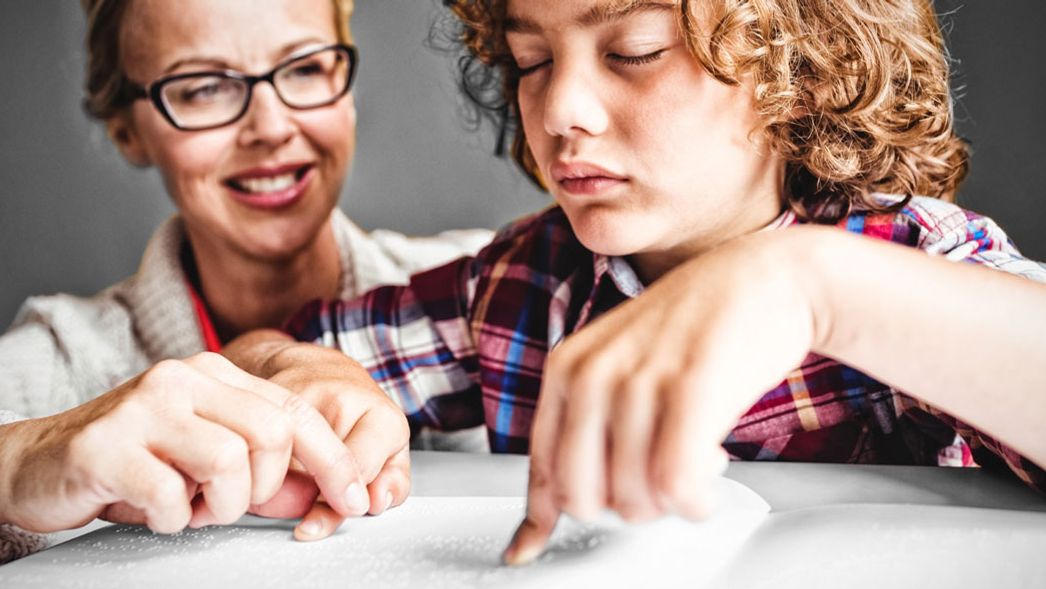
[504,229,822,565]
[223,331,411,540]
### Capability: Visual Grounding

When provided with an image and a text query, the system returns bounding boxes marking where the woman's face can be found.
[113,0,354,262]
[506,0,784,271]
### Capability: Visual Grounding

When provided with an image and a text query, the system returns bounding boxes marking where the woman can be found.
[0,0,489,563]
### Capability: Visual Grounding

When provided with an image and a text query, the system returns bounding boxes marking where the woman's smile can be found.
[224,162,315,210]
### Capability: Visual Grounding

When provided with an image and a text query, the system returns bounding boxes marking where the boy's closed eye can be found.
[512,46,670,77]
[506,3,679,77]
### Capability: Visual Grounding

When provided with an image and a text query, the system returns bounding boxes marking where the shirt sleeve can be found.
[904,198,1046,281]
[897,199,1046,490]
[285,257,485,435]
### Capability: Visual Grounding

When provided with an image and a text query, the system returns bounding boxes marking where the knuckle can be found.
[569,364,607,401]
[184,351,229,371]
[374,404,409,443]
[620,369,658,400]
[544,347,576,383]
[141,477,187,515]
[527,462,552,493]
[281,393,319,425]
[138,359,191,398]
[144,359,188,383]
[250,408,294,452]
[316,447,358,487]
[208,437,250,474]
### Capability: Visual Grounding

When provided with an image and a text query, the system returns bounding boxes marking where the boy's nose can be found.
[542,62,609,139]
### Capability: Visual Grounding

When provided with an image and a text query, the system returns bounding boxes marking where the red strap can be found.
[186,279,223,353]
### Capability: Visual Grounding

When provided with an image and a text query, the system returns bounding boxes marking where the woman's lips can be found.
[224,164,314,210]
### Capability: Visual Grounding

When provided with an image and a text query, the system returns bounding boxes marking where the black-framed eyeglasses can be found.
[127,44,358,131]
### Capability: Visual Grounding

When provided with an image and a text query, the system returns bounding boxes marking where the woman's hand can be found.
[223,331,411,541]
[504,229,821,565]
[0,352,366,535]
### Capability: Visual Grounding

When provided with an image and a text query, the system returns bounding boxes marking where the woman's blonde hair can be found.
[80,0,355,122]
[444,0,969,223]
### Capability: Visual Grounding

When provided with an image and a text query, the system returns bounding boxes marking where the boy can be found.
[270,0,1046,564]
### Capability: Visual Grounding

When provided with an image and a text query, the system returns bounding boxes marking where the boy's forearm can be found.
[793,227,1046,466]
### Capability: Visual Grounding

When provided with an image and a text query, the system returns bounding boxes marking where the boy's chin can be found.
[574,229,652,260]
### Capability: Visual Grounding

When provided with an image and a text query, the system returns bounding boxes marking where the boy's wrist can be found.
[776,226,847,356]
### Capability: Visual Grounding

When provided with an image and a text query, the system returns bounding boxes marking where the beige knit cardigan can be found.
[0,210,492,564]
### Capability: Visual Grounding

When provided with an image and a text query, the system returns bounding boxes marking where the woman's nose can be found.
[237,84,295,147]
[542,60,609,139]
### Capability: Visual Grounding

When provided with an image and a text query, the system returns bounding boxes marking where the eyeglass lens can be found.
[159,47,351,130]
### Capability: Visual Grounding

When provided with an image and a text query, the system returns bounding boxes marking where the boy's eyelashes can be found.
[512,48,668,77]
[514,58,550,77]
[608,48,667,66]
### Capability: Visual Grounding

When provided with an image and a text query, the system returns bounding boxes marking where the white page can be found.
[0,478,769,588]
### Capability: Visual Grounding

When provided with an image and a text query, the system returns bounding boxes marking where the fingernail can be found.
[299,520,321,538]
[345,482,369,514]
[503,541,541,567]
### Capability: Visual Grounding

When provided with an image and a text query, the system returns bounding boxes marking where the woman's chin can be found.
[227,226,320,263]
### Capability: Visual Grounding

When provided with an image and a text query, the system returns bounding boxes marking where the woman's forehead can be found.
[120,0,339,76]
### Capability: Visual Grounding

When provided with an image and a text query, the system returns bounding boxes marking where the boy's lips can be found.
[223,162,315,210]
[550,160,628,195]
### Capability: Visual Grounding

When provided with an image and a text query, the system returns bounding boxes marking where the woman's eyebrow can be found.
[161,38,328,74]
[506,1,675,34]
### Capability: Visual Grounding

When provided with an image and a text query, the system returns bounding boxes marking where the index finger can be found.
[503,373,567,566]
[188,353,365,518]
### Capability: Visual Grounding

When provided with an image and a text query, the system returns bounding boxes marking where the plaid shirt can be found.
[288,196,1046,491]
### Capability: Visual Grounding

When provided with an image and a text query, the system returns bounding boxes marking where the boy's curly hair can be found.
[442,0,969,223]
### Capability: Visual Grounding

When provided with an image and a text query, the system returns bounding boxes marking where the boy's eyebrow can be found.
[505,1,676,34]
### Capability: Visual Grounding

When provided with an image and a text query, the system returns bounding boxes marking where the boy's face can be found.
[506,0,785,278]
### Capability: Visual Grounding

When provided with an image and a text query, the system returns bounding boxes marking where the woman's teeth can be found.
[237,173,296,194]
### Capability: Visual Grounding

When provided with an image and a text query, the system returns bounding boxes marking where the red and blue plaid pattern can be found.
[286,196,1046,490]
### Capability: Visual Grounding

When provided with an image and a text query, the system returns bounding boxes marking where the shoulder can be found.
[11,282,136,340]
[842,194,1002,250]
[1,281,144,414]
[2,217,196,402]
[330,209,495,295]
[841,194,1046,279]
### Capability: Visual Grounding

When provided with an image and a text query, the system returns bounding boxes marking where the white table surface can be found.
[410,450,1046,511]
[4,451,1046,588]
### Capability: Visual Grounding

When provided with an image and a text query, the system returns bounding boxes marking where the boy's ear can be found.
[106,112,152,168]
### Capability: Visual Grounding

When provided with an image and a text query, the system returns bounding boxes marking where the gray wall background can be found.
[1,0,1043,328]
